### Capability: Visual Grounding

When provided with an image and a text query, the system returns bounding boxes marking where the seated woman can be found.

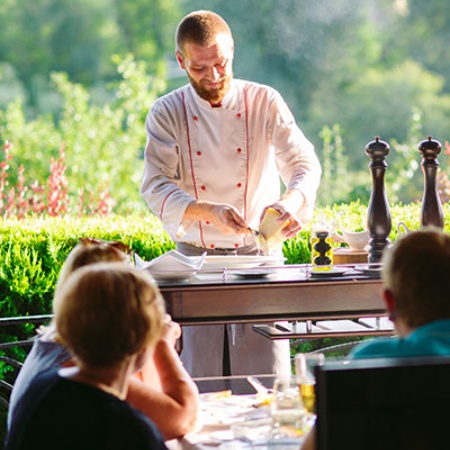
[6,263,170,449]
[7,239,199,440]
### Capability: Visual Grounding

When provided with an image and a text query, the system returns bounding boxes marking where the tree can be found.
[385,0,450,93]
[0,56,166,213]
[308,60,450,170]
[183,0,361,125]
[0,0,121,107]
[0,0,180,110]
[115,0,180,77]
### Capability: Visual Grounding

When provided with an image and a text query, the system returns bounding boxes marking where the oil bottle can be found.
[310,219,333,270]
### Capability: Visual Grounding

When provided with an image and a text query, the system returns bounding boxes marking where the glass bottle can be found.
[310,220,333,270]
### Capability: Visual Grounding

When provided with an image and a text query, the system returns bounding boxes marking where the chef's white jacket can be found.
[141,79,321,250]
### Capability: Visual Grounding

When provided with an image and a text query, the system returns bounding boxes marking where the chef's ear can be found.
[175,50,185,69]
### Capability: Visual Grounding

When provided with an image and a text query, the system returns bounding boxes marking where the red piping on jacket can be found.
[182,92,206,248]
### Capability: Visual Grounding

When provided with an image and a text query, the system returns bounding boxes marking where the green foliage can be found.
[386,0,450,93]
[309,60,450,173]
[290,336,371,360]
[0,0,180,108]
[386,108,423,203]
[114,0,181,77]
[317,124,350,206]
[283,234,311,265]
[0,56,166,214]
[0,214,176,317]
[2,1,450,209]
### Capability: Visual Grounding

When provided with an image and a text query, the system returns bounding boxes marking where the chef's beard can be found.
[188,72,232,105]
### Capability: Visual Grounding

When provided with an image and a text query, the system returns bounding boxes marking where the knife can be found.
[246,227,269,255]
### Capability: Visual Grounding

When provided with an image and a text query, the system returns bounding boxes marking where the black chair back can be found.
[316,356,450,450]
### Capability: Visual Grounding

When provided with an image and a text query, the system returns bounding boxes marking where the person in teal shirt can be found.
[350,228,450,359]
[301,228,450,450]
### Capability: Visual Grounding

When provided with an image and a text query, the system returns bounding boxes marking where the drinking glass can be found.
[270,375,306,442]
[294,353,325,414]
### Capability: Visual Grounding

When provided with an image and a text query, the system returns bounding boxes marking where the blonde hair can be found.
[53,263,165,368]
[55,240,130,295]
[382,228,450,328]
[175,10,232,55]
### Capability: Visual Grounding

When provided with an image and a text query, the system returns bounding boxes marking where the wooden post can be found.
[418,136,444,229]
[365,137,391,263]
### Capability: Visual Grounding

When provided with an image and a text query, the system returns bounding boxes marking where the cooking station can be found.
[157,265,393,340]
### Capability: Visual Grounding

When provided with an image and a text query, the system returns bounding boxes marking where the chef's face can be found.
[176,33,234,105]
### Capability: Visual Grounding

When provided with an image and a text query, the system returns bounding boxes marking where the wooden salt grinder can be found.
[418,136,444,229]
[365,137,392,263]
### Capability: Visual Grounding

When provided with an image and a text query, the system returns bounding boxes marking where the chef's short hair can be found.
[176,10,232,55]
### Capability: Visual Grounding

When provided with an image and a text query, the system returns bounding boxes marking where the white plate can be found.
[309,267,347,277]
[146,269,197,282]
[203,255,284,270]
[227,267,280,278]
[231,418,273,441]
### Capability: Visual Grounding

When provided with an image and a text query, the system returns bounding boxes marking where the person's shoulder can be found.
[8,342,67,415]
[236,79,286,112]
[349,337,399,359]
[237,79,280,97]
[151,84,189,112]
[32,365,60,384]
[34,336,71,358]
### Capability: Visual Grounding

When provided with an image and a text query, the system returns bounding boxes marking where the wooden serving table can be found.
[157,265,393,340]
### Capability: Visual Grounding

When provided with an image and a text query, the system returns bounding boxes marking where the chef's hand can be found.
[183,200,249,236]
[261,203,302,239]
[209,203,249,235]
[261,189,306,238]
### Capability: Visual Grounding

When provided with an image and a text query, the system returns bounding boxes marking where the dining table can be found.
[153,259,391,449]
[165,374,306,450]
[154,262,393,340]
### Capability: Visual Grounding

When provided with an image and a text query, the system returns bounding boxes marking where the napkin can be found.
[135,249,206,272]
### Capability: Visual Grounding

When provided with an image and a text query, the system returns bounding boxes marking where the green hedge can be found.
[1,201,449,317]
[0,214,176,318]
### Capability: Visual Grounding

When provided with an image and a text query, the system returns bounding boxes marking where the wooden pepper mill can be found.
[418,136,444,229]
[365,137,392,263]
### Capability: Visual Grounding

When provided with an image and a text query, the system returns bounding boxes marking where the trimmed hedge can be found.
[1,201,449,317]
[0,214,175,318]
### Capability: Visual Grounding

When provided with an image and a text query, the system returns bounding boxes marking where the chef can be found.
[141,10,321,377]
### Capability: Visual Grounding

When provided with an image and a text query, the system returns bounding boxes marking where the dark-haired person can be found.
[141,10,321,377]
[301,228,450,450]
[349,228,450,359]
